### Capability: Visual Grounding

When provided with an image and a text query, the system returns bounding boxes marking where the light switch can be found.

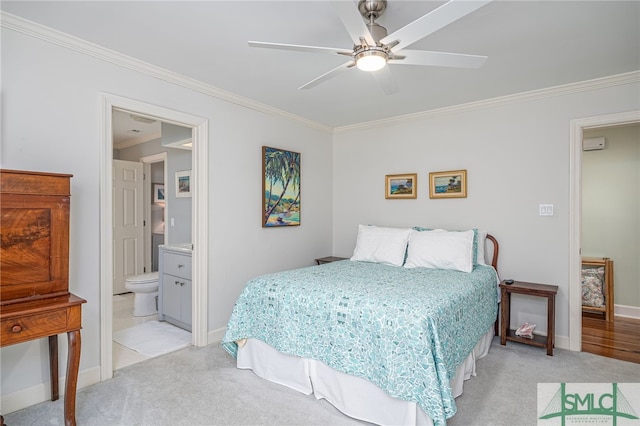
[170,217,175,227]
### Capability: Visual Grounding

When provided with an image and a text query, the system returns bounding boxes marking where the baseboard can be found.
[208,326,226,345]
[1,365,101,415]
[554,334,570,350]
[615,304,640,319]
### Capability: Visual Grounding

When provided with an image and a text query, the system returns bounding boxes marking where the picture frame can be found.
[175,170,192,198]
[263,146,301,227]
[153,183,165,203]
[385,173,417,199]
[429,169,467,199]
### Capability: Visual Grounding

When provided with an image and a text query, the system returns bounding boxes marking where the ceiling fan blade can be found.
[249,41,352,56]
[381,0,492,52]
[391,49,487,68]
[330,0,375,46]
[299,61,353,90]
[371,66,399,96]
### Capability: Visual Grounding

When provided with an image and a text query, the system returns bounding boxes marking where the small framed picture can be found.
[175,170,192,198]
[429,170,467,199]
[385,173,417,199]
[153,183,165,203]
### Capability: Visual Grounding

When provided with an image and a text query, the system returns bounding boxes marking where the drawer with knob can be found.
[162,251,192,278]
[1,309,67,346]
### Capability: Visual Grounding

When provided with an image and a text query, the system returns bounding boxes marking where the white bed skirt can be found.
[236,327,494,426]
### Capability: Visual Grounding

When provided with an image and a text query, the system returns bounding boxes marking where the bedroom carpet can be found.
[4,337,639,426]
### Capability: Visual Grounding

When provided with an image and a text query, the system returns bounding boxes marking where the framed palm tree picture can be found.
[262,146,301,227]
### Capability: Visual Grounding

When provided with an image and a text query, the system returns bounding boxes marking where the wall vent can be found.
[583,137,605,151]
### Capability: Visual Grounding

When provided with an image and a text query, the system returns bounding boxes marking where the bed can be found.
[222,226,500,426]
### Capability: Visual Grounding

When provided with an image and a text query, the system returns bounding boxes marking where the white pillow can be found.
[350,225,412,267]
[404,229,475,272]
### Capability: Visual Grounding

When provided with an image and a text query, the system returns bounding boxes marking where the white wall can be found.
[118,138,192,245]
[2,11,639,416]
[583,125,640,308]
[333,82,640,341]
[0,24,333,405]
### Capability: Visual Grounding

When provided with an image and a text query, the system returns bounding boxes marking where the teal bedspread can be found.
[222,260,498,425]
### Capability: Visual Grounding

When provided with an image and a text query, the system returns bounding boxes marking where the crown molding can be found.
[113,131,162,150]
[0,12,333,134]
[3,12,638,136]
[335,70,640,133]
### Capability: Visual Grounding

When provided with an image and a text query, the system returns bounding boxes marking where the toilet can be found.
[124,272,159,317]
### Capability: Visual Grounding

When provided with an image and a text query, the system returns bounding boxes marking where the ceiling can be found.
[3,1,639,134]
[112,110,162,149]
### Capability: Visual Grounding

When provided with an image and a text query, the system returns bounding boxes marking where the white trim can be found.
[208,326,227,346]
[614,304,640,320]
[114,131,161,150]
[192,118,209,347]
[99,96,114,380]
[1,12,331,134]
[100,93,209,383]
[613,305,640,319]
[1,366,101,415]
[335,72,640,133]
[2,12,638,134]
[568,110,640,352]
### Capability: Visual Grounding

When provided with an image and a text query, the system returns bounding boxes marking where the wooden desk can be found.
[500,280,557,356]
[0,294,86,426]
[1,169,83,425]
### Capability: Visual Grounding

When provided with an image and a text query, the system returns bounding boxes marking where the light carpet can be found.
[4,338,639,425]
[113,320,191,358]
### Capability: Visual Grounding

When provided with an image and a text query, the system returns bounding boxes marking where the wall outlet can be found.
[539,204,554,216]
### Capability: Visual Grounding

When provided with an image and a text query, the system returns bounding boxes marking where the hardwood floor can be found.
[582,314,640,364]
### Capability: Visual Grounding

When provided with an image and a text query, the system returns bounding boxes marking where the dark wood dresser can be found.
[0,169,86,426]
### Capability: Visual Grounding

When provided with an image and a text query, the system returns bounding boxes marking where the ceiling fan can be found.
[249,0,491,95]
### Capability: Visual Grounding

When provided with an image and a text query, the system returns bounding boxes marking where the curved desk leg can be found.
[64,330,81,426]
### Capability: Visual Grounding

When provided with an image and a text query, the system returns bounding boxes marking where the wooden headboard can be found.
[486,234,499,271]
[486,234,500,335]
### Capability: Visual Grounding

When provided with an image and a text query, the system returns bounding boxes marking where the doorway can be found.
[100,93,209,381]
[568,110,640,352]
[111,152,171,370]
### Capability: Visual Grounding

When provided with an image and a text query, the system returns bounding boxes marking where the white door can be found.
[113,160,144,295]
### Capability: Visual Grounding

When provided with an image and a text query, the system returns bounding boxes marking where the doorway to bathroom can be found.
[100,93,209,381]
[112,114,193,369]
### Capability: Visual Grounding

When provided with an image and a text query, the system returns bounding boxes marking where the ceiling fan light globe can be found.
[356,51,387,72]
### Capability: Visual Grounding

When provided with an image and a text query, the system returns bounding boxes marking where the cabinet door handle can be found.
[11,324,23,333]
[180,282,185,287]
[177,264,184,268]
[175,280,180,286]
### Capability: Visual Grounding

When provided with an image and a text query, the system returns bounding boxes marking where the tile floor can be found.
[112,293,191,370]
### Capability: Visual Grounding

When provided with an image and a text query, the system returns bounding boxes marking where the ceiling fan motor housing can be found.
[358,0,387,20]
